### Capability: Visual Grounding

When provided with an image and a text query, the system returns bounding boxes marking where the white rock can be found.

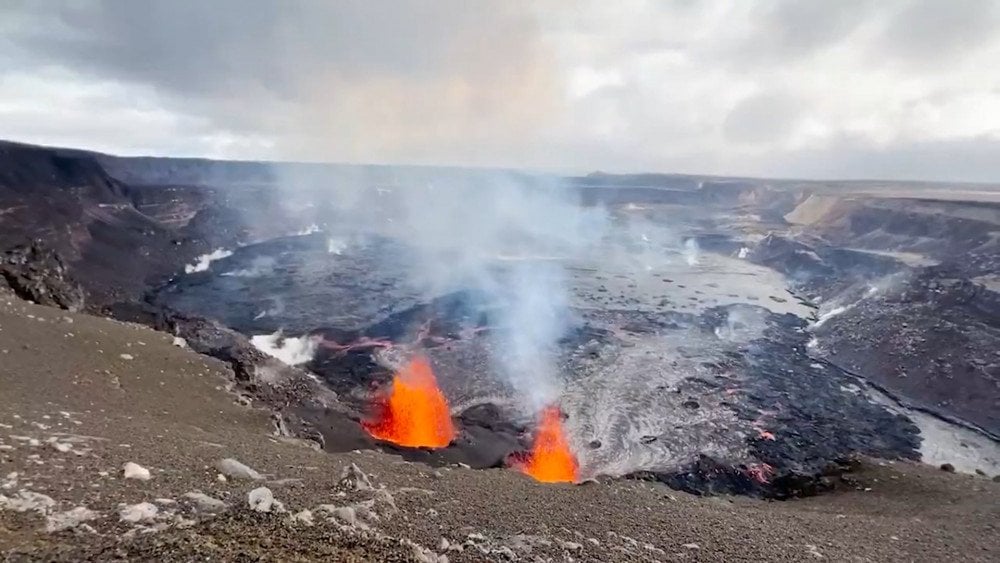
[291,509,314,525]
[122,462,151,481]
[216,458,262,480]
[411,542,448,563]
[0,490,56,513]
[1,472,17,490]
[46,506,98,532]
[217,473,227,483]
[49,441,72,453]
[182,491,228,513]
[172,337,187,348]
[119,502,158,523]
[248,487,274,512]
[682,543,700,550]
[559,540,583,551]
[339,463,373,491]
[331,506,358,526]
[119,354,134,360]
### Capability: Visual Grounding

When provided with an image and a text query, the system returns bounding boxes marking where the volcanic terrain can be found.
[2,140,1000,560]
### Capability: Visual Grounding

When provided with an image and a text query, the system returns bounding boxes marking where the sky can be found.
[1,0,999,182]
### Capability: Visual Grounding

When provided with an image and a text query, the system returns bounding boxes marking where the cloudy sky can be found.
[1,0,999,181]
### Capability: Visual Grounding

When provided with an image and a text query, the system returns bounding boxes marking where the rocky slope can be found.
[2,297,998,561]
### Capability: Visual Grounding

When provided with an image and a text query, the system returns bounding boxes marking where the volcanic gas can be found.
[515,405,579,483]
[363,356,456,448]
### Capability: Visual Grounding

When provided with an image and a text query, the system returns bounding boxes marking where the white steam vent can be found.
[250,330,318,366]
[683,238,700,266]
[184,248,233,274]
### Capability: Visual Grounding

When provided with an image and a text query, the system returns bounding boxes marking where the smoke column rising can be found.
[274,165,607,412]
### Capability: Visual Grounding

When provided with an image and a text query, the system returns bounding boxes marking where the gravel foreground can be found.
[1,296,998,562]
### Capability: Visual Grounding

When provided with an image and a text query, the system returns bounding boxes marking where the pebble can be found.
[119,502,158,523]
[216,458,262,480]
[248,486,278,513]
[291,509,314,525]
[46,506,98,533]
[339,463,374,491]
[123,462,151,481]
[183,491,228,513]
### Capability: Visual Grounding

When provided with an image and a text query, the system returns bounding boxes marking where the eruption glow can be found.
[516,405,579,483]
[363,356,456,448]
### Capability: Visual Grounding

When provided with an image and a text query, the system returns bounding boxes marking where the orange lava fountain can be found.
[363,356,456,448]
[517,405,579,483]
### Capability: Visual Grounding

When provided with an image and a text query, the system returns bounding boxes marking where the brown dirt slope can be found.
[1,295,998,562]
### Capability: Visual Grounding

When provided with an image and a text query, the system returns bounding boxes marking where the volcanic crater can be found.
[4,140,999,500]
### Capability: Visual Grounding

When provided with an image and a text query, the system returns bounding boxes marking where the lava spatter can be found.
[363,356,456,448]
[515,405,579,483]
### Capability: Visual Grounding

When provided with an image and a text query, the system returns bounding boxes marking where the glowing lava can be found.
[363,356,456,448]
[516,405,579,483]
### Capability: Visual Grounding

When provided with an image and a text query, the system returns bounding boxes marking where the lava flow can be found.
[363,356,456,448]
[516,405,579,483]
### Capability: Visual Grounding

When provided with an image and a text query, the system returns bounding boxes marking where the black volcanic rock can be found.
[0,241,85,311]
[747,234,834,279]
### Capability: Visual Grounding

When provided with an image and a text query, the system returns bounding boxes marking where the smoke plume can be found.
[273,166,607,412]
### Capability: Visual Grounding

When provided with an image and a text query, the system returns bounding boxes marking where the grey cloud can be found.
[1,1,998,181]
[11,1,543,97]
[748,0,877,56]
[723,92,805,145]
[876,0,1000,64]
[5,0,559,158]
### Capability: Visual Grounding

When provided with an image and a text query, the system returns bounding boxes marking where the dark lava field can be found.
[3,139,999,498]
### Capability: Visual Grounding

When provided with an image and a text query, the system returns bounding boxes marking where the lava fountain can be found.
[515,405,579,483]
[363,356,456,448]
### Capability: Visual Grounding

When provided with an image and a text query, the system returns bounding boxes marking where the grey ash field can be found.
[1,296,998,562]
[2,140,1000,561]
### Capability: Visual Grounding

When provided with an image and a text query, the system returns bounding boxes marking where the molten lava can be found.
[517,405,579,483]
[363,356,456,448]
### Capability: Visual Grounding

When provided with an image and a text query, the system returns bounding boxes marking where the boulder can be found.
[0,241,85,311]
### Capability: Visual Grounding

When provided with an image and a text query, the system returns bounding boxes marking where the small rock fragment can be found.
[183,491,228,513]
[0,490,56,513]
[216,458,262,480]
[332,506,358,526]
[248,486,275,512]
[119,502,158,523]
[805,544,823,558]
[291,509,314,525]
[49,441,72,453]
[559,540,583,551]
[682,543,700,550]
[46,506,98,532]
[123,462,151,481]
[339,463,373,491]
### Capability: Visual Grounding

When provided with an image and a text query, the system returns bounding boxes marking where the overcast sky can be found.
[1,0,999,181]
